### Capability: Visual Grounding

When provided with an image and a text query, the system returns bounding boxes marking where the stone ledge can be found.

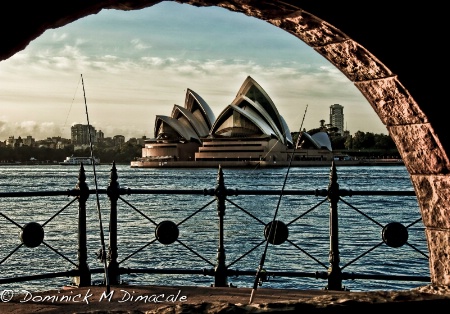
[2,284,450,314]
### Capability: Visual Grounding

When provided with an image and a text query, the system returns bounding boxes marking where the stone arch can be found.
[1,1,448,287]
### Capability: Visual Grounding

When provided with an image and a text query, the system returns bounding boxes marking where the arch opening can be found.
[1,0,448,287]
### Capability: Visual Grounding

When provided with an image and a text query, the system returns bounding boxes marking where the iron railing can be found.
[0,161,430,291]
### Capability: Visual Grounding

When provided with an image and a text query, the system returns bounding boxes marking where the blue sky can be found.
[0,1,386,141]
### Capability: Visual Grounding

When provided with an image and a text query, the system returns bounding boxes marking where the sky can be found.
[0,1,387,141]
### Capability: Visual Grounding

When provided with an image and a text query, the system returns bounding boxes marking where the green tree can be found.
[330,136,347,150]
[344,136,353,149]
[352,131,376,149]
[373,133,396,150]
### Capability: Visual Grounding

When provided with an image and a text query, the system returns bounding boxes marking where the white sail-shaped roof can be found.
[280,115,293,146]
[211,104,276,138]
[232,95,286,144]
[311,132,332,151]
[233,76,291,145]
[149,76,295,149]
[154,115,200,142]
[171,105,210,137]
[297,131,332,151]
[184,88,215,130]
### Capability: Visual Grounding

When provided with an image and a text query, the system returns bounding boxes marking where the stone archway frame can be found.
[3,0,450,287]
[176,1,450,288]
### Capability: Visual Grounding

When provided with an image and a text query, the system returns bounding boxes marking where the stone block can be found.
[389,124,450,175]
[426,228,450,286]
[355,77,427,126]
[412,174,450,229]
[314,41,392,82]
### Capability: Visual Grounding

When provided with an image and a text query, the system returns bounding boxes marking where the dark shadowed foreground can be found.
[1,284,450,313]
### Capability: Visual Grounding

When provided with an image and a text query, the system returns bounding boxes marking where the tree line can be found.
[330,131,399,157]
[290,130,399,158]
[0,131,399,164]
[0,143,143,164]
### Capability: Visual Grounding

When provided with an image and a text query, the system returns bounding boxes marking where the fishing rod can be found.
[249,104,308,304]
[81,74,110,293]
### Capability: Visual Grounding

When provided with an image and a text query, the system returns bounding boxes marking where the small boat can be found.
[59,156,100,166]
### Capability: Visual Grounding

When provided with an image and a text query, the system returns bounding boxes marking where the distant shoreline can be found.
[130,159,404,168]
[0,159,404,168]
[0,162,130,166]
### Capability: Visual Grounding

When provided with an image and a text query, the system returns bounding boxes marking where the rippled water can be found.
[0,164,428,293]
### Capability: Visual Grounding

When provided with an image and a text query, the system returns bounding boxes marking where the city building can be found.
[6,136,23,147]
[329,104,344,135]
[71,124,97,145]
[22,136,35,147]
[128,136,147,146]
[113,135,126,147]
[97,130,104,142]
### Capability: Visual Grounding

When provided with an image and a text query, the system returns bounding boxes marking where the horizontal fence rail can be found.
[0,162,430,292]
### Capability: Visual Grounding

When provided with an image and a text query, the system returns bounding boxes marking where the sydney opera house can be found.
[131,76,338,168]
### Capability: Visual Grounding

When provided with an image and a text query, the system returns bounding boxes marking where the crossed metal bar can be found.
[0,162,428,290]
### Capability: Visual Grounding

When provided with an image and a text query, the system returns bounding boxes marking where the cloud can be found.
[0,120,63,141]
[0,49,378,141]
[0,3,388,142]
[51,32,68,41]
[131,39,150,50]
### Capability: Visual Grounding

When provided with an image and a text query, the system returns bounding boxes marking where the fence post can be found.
[74,164,91,286]
[326,161,343,290]
[106,161,120,285]
[214,165,228,287]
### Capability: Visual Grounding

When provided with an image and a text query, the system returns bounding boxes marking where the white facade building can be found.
[329,104,344,135]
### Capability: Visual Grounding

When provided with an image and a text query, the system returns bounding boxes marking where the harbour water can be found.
[0,164,429,293]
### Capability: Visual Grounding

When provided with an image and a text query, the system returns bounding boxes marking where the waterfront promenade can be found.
[1,284,450,313]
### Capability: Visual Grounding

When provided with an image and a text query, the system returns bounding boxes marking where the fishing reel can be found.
[257,269,270,286]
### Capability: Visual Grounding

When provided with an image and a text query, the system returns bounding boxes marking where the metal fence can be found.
[0,162,430,292]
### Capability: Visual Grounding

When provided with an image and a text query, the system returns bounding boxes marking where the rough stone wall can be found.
[1,0,449,287]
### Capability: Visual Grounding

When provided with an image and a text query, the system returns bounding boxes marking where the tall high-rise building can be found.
[329,104,344,135]
[71,124,97,145]
[96,130,104,143]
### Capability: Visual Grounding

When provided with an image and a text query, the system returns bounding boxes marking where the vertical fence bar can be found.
[326,161,343,290]
[214,165,228,287]
[74,164,91,286]
[106,161,120,285]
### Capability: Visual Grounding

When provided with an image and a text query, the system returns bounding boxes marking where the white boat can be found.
[59,156,100,165]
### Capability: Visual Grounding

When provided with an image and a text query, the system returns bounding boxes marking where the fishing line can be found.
[63,76,82,130]
[81,74,110,293]
[249,104,308,304]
